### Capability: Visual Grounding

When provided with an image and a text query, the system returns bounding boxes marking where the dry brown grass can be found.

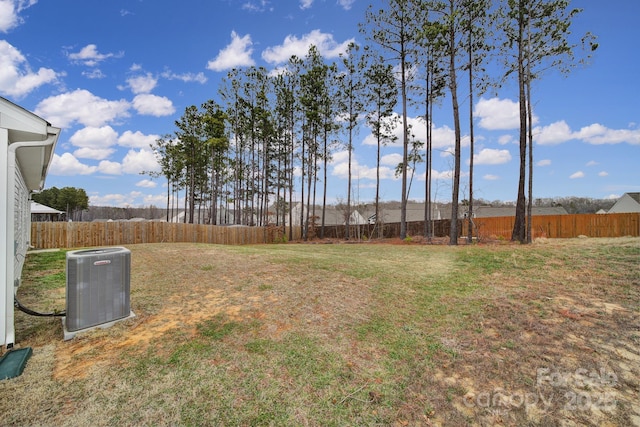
[1,237,638,426]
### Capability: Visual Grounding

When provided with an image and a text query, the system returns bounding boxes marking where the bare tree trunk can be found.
[400,53,409,240]
[288,108,295,241]
[166,177,170,222]
[300,126,306,239]
[467,29,475,244]
[375,118,381,239]
[346,137,352,240]
[448,0,461,246]
[512,0,527,243]
[425,66,434,242]
[321,123,328,239]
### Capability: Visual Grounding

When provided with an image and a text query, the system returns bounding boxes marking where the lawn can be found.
[1,237,638,426]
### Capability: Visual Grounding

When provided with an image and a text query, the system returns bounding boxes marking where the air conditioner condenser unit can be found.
[64,247,134,338]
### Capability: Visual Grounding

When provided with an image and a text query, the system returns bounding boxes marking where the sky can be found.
[1,0,638,208]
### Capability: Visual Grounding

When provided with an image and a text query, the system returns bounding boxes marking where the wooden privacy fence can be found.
[31,221,301,249]
[312,213,639,241]
[31,213,638,248]
[472,213,639,240]
[320,219,453,240]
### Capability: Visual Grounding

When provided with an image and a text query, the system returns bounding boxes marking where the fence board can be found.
[31,222,302,249]
[473,213,639,240]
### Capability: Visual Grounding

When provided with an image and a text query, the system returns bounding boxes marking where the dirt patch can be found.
[52,290,236,380]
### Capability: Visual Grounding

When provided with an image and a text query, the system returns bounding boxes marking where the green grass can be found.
[15,250,67,329]
[196,315,242,340]
[20,250,67,290]
[23,250,66,271]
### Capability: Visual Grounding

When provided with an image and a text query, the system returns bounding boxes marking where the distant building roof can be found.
[608,192,640,214]
[361,203,568,222]
[30,201,63,215]
[361,203,451,223]
[290,204,367,226]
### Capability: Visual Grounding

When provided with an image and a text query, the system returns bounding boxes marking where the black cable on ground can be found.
[14,296,65,317]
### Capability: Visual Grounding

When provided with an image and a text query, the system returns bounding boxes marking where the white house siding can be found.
[13,159,29,289]
[1,128,10,349]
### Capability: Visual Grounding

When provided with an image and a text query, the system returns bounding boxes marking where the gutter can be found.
[8,126,60,189]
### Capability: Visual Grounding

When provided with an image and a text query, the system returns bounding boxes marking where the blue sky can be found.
[1,0,638,208]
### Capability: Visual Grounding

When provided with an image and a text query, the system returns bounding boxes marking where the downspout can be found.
[3,127,58,349]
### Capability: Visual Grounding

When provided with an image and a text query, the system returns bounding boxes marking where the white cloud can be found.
[0,0,37,32]
[68,125,119,159]
[473,148,512,165]
[299,0,313,9]
[69,125,119,148]
[132,94,175,116]
[586,160,598,166]
[49,153,98,176]
[127,73,157,94]
[241,0,272,12]
[362,113,458,152]
[381,153,402,167]
[262,29,354,65]
[575,123,640,145]
[136,179,157,188]
[97,160,123,175]
[331,150,395,181]
[90,191,144,208]
[331,150,349,163]
[574,123,608,141]
[498,134,513,145]
[207,31,255,71]
[605,194,620,200]
[598,171,608,177]
[35,89,130,127]
[534,120,572,145]
[0,40,60,98]
[475,97,538,130]
[73,147,115,160]
[118,130,160,149]
[122,149,160,174]
[569,171,585,179]
[483,174,500,180]
[161,69,207,84]
[537,159,551,167]
[338,0,356,10]
[82,69,105,79]
[534,121,640,145]
[67,44,123,66]
[0,0,19,32]
[427,169,454,180]
[142,193,169,207]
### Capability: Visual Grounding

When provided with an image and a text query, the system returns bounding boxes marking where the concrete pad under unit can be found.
[61,311,136,341]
